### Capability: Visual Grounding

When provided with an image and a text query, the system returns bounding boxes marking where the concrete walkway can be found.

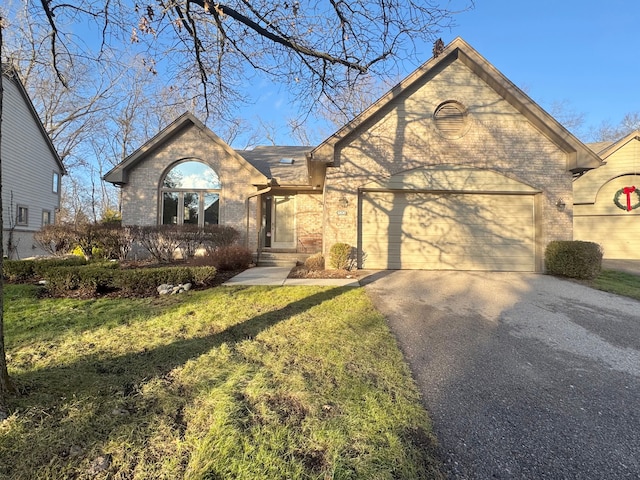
[222,266,360,287]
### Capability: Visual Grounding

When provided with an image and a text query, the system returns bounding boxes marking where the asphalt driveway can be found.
[363,271,640,479]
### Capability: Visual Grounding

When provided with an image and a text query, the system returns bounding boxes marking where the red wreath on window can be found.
[613,186,640,211]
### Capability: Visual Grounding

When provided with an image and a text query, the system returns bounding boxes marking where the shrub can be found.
[113,267,188,295]
[34,224,74,256]
[177,224,208,259]
[95,224,134,260]
[45,265,117,296]
[304,253,325,271]
[191,266,218,286]
[202,225,241,253]
[329,243,354,270]
[3,260,36,283]
[207,245,253,271]
[132,225,184,263]
[43,264,217,297]
[71,222,102,260]
[545,240,603,280]
[3,257,87,283]
[113,266,217,295]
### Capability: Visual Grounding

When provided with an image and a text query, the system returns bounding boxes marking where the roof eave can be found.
[2,66,67,175]
[597,130,640,160]
[103,112,268,185]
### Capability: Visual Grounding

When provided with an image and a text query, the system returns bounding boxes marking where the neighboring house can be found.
[104,38,601,272]
[1,66,65,259]
[574,131,640,259]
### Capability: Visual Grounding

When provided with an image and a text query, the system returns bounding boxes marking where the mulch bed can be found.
[287,265,365,279]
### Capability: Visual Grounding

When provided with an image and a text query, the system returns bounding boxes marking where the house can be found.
[104,38,601,272]
[573,131,640,259]
[1,66,66,259]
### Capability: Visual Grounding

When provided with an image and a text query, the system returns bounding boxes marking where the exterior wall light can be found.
[338,196,349,208]
[556,198,566,211]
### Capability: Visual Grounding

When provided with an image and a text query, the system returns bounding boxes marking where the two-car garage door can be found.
[360,191,536,271]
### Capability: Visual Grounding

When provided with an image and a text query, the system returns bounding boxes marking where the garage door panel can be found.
[363,240,534,258]
[361,192,535,271]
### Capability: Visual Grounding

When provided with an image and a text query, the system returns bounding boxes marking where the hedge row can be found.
[44,265,218,297]
[35,223,241,262]
[3,257,88,283]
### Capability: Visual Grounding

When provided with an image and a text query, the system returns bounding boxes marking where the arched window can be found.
[160,160,221,226]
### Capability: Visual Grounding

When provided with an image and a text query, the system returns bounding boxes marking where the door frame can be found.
[271,194,296,249]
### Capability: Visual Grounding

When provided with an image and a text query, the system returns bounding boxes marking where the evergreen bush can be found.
[329,243,354,270]
[545,240,603,280]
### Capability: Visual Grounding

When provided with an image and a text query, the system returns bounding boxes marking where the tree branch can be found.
[191,0,369,73]
[39,0,69,86]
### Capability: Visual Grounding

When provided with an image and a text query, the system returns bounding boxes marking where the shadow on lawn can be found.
[2,286,357,476]
[12,286,352,404]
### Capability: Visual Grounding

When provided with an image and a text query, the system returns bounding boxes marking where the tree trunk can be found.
[0,15,15,415]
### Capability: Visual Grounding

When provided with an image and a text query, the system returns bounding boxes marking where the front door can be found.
[271,195,296,249]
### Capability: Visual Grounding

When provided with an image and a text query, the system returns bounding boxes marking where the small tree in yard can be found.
[34,224,73,256]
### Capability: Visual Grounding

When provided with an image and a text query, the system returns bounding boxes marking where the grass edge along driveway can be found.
[1,284,442,479]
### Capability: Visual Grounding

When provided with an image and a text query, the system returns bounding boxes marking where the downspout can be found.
[246,186,272,263]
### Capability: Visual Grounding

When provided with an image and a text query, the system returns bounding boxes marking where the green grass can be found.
[0,284,442,479]
[590,269,640,301]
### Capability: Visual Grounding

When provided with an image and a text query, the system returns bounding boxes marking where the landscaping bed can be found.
[287,264,367,279]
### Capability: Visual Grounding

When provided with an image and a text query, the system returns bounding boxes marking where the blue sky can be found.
[240,0,639,145]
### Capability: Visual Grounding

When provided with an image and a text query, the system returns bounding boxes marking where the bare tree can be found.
[26,0,473,117]
[588,112,640,142]
[548,100,586,139]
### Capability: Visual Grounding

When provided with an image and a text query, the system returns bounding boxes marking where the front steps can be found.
[256,251,310,267]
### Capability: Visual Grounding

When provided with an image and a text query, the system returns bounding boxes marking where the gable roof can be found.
[574,131,640,205]
[236,146,311,185]
[309,37,602,180]
[586,141,616,156]
[589,130,640,160]
[103,112,266,185]
[2,65,66,175]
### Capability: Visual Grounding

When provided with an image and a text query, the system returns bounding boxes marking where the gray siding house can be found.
[1,66,65,259]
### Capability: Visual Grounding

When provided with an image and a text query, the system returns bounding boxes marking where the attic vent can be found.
[433,101,469,139]
[279,158,295,165]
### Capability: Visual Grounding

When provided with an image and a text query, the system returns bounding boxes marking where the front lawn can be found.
[0,284,442,479]
[590,269,640,301]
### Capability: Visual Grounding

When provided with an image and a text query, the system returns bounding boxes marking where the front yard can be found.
[0,283,442,479]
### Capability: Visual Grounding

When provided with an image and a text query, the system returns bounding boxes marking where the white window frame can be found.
[53,172,60,194]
